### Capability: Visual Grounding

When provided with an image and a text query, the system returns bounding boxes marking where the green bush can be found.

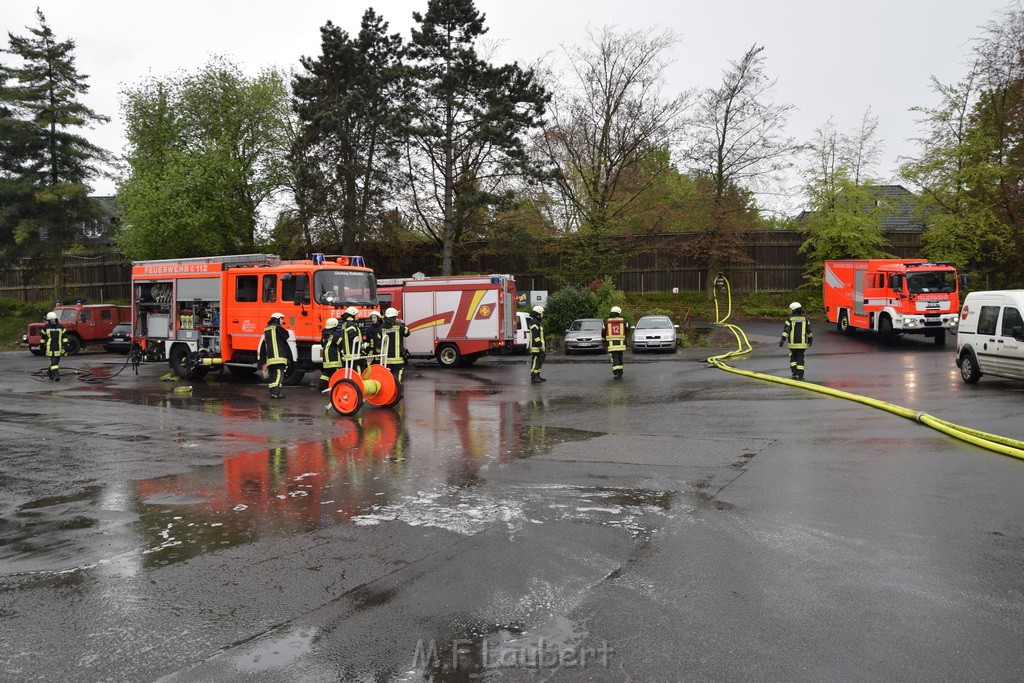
[543,285,596,335]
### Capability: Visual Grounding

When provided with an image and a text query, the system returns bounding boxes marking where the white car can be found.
[956,290,1024,383]
[631,315,678,353]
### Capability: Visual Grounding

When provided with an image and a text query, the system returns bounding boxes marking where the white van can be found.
[955,290,1024,383]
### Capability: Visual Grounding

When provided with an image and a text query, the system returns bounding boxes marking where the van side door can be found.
[975,305,1001,375]
[996,305,1024,379]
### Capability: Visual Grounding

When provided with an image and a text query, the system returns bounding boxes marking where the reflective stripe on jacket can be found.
[381,323,409,364]
[529,318,545,353]
[782,316,812,349]
[341,321,361,360]
[263,324,290,366]
[604,317,627,351]
[41,323,66,357]
[322,328,343,369]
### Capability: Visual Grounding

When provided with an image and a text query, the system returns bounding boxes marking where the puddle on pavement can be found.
[8,376,697,576]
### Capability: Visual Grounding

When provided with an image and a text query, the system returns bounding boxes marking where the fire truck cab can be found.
[131,253,377,382]
[823,259,960,345]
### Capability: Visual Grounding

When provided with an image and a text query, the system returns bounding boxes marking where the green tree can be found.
[681,45,799,297]
[117,57,294,260]
[798,114,891,284]
[406,0,549,276]
[536,26,691,285]
[1,9,109,297]
[291,10,408,254]
[902,6,1024,287]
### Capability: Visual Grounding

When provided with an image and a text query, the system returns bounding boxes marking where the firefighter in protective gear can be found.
[602,305,629,380]
[529,305,546,384]
[363,311,383,361]
[317,317,342,391]
[340,306,365,374]
[261,313,290,399]
[41,311,67,381]
[780,302,812,380]
[380,307,411,383]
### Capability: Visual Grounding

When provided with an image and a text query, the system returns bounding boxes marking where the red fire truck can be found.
[22,302,131,355]
[823,259,960,345]
[131,253,377,382]
[376,274,518,367]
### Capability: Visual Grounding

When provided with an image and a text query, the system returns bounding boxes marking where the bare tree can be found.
[535,25,691,283]
[681,44,799,295]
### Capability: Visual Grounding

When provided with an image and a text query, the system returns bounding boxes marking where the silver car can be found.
[564,318,606,355]
[631,315,678,352]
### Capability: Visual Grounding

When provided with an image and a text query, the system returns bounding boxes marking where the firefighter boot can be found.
[531,375,543,384]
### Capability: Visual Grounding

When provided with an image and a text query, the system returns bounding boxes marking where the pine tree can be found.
[2,9,109,296]
[406,0,549,275]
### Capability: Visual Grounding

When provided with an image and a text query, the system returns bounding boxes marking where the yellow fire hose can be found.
[706,277,1024,461]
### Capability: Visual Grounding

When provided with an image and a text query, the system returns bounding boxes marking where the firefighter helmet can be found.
[385,307,399,318]
[532,305,544,315]
[370,310,381,319]
[270,312,285,321]
[789,302,802,311]
[46,311,58,321]
[325,317,338,329]
[610,306,621,315]
[344,306,359,317]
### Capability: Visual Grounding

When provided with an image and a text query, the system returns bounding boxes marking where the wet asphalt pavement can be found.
[1,321,1023,681]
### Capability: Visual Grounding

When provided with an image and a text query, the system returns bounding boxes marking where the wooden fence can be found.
[1,230,924,304]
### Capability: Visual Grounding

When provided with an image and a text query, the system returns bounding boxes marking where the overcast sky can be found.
[1,0,1014,215]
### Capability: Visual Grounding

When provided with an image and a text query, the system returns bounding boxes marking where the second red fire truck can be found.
[823,259,960,345]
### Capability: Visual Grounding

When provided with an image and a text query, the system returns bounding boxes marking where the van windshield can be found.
[907,271,956,294]
[315,270,377,306]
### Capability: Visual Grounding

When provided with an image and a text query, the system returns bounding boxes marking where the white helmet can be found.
[270,312,285,321]
[610,306,621,315]
[789,302,802,311]
[325,317,338,329]
[532,305,544,315]
[370,310,381,319]
[385,307,399,318]
[46,311,58,321]
[344,306,359,317]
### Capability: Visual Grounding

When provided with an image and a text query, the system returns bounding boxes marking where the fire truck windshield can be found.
[315,270,377,306]
[907,271,956,294]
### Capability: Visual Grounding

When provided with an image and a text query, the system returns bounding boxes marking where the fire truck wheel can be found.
[331,378,364,416]
[282,362,306,386]
[959,351,981,383]
[837,312,853,335]
[933,330,946,347]
[170,345,208,380]
[65,335,82,356]
[878,316,895,345]
[436,343,462,368]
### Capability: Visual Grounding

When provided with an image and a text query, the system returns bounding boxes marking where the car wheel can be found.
[564,347,573,356]
[30,348,44,356]
[959,351,981,384]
